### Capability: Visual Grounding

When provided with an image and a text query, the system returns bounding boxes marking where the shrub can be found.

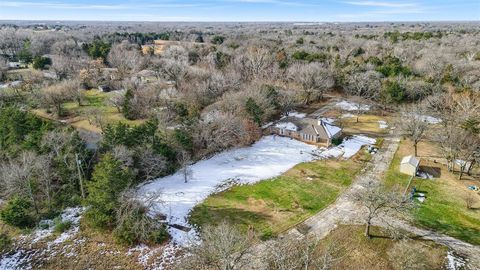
[53,217,72,233]
[32,56,52,70]
[0,197,35,228]
[211,35,225,45]
[332,137,343,146]
[260,227,273,240]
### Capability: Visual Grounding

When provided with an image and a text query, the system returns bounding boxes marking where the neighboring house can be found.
[400,155,420,176]
[268,117,342,146]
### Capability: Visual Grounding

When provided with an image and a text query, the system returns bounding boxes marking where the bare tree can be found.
[266,235,344,270]
[177,221,255,270]
[177,151,193,183]
[41,79,79,117]
[0,152,42,216]
[345,71,382,122]
[137,148,167,181]
[288,63,334,104]
[108,41,146,79]
[352,183,413,238]
[398,106,429,157]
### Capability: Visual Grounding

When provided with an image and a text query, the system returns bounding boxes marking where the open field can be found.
[384,138,480,245]
[190,152,369,239]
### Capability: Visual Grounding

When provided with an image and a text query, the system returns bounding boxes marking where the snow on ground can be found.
[275,122,298,131]
[446,251,467,270]
[0,207,85,270]
[418,115,442,124]
[335,101,370,111]
[138,136,319,244]
[287,111,306,118]
[378,120,388,129]
[319,135,376,159]
[340,113,355,118]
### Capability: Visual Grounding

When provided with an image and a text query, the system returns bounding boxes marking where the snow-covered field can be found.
[138,134,376,244]
[138,136,319,244]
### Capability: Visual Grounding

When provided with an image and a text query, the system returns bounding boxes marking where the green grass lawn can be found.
[383,138,480,245]
[412,178,480,245]
[190,155,368,239]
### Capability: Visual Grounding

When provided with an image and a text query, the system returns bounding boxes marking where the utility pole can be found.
[75,153,86,199]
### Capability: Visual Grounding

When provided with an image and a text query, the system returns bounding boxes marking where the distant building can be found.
[268,117,342,146]
[400,155,420,176]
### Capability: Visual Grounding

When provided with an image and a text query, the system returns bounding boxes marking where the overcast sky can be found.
[0,0,478,22]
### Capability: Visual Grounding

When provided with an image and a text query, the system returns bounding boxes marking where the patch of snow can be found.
[340,113,355,118]
[446,251,466,270]
[416,171,433,179]
[320,117,335,124]
[261,122,274,129]
[319,135,376,159]
[335,101,370,111]
[138,136,318,245]
[416,197,425,203]
[418,115,442,124]
[275,122,298,131]
[0,207,85,270]
[378,120,388,129]
[287,111,306,118]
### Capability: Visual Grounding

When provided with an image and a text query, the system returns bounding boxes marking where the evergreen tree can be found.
[84,153,133,229]
[245,97,264,126]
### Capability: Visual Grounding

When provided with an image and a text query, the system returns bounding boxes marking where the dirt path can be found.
[249,135,480,269]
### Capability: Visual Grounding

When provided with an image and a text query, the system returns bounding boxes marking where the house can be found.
[400,155,420,176]
[268,117,342,146]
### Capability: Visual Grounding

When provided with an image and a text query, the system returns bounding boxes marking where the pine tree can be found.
[84,153,133,229]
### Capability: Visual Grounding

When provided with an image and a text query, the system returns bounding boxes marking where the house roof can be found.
[401,155,420,167]
[275,117,341,140]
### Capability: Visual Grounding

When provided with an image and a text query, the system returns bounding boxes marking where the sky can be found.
[0,0,478,22]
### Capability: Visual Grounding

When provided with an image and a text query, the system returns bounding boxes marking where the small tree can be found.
[398,106,429,157]
[245,97,264,126]
[177,221,255,270]
[178,151,193,183]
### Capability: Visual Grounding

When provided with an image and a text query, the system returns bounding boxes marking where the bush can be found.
[211,35,225,45]
[260,227,273,240]
[32,56,52,70]
[0,197,35,228]
[53,217,72,233]
[332,137,343,146]
[150,225,169,244]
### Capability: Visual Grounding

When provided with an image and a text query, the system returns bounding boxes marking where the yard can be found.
[189,152,369,239]
[32,89,144,133]
[384,138,480,245]
[318,225,447,270]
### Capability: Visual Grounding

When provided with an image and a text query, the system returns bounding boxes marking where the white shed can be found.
[400,155,420,176]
